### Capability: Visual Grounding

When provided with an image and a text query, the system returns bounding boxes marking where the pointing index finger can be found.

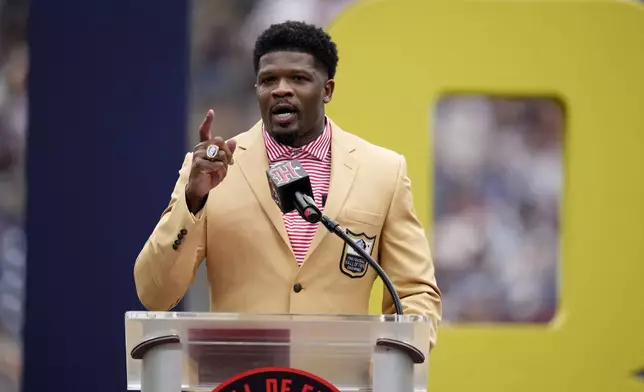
[199,110,214,143]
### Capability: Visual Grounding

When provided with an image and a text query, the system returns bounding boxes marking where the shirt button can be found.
[293,283,302,293]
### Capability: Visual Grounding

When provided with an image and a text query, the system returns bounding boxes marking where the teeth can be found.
[275,112,294,118]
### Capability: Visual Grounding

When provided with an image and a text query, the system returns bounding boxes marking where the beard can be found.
[272,132,297,147]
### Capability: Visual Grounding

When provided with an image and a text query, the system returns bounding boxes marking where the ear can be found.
[323,79,335,103]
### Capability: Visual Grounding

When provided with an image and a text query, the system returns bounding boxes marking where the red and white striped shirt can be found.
[263,119,332,265]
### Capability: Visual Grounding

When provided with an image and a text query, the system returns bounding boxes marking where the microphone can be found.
[266,160,404,315]
[266,160,321,223]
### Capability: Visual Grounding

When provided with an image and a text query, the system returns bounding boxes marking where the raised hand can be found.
[185,110,237,213]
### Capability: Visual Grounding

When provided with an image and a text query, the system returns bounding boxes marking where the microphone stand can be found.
[295,193,404,316]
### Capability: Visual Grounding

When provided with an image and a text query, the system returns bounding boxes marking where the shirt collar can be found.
[262,117,332,162]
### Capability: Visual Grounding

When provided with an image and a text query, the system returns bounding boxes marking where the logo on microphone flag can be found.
[268,161,303,185]
[211,366,340,392]
[339,229,376,278]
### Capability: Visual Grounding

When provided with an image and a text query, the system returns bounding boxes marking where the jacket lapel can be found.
[235,122,293,254]
[303,121,358,262]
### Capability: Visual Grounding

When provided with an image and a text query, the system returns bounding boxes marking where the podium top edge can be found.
[124,311,432,323]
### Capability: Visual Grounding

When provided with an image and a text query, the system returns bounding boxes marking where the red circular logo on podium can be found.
[212,367,340,392]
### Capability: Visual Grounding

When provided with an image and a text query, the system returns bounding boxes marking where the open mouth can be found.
[271,103,298,123]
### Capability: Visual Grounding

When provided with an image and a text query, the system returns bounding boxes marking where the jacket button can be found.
[180,229,187,235]
[174,239,181,246]
[172,243,178,250]
[293,283,302,293]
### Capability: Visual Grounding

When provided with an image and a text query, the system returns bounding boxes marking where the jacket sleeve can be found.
[133,152,207,311]
[378,154,443,349]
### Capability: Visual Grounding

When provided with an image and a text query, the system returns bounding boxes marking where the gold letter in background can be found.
[327,0,644,391]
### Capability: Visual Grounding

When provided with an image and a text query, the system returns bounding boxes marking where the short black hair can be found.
[253,20,339,79]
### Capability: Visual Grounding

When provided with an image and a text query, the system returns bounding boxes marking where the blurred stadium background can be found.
[0,0,27,389]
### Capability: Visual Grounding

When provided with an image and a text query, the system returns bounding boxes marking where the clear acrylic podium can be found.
[125,311,432,392]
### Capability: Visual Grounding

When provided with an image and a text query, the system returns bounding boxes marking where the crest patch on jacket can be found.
[339,229,376,278]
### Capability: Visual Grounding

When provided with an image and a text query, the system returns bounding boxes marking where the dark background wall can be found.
[23,1,188,391]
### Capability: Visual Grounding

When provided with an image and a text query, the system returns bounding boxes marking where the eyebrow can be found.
[258,66,316,76]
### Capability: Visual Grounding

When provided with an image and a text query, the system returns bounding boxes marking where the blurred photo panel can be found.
[432,94,563,324]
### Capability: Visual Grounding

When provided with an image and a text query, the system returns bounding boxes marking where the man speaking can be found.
[133,21,442,347]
